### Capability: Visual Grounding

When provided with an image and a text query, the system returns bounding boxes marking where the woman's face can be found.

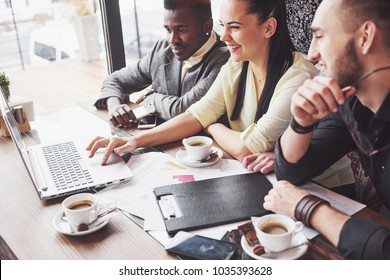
[219,0,268,63]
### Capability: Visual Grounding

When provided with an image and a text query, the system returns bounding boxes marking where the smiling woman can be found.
[86,0,317,169]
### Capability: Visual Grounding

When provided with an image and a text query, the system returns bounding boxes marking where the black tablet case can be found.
[154,172,273,236]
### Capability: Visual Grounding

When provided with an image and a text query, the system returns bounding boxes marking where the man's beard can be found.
[332,38,364,89]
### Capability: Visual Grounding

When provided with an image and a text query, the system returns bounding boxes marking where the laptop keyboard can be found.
[42,142,94,190]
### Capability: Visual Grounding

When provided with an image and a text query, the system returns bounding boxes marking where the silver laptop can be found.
[0,90,133,200]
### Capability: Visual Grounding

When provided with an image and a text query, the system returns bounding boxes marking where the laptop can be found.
[0,90,133,200]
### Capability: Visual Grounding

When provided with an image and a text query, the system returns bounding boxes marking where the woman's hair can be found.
[231,0,295,122]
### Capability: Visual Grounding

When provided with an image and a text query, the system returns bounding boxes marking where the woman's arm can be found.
[204,123,252,161]
[87,112,203,165]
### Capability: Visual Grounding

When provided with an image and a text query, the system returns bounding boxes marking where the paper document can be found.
[266,174,366,239]
[95,151,251,224]
[96,152,366,246]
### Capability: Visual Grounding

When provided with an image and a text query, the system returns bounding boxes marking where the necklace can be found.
[351,65,390,87]
[256,75,265,84]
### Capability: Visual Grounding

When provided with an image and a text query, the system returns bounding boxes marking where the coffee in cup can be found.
[182,136,213,161]
[62,193,98,231]
[67,200,94,210]
[259,222,288,235]
[254,214,303,252]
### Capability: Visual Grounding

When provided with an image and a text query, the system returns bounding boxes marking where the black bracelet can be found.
[290,117,317,134]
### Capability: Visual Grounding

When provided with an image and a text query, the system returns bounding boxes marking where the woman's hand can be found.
[242,152,275,174]
[86,136,137,165]
[263,180,309,219]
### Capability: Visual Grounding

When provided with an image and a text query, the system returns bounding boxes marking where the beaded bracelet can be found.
[294,194,330,228]
[290,117,318,134]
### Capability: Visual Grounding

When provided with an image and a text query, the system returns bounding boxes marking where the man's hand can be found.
[242,152,275,174]
[291,76,355,127]
[108,104,136,128]
[86,136,137,165]
[263,181,309,219]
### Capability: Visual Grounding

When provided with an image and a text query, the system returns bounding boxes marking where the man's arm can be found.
[264,181,390,259]
[94,41,162,108]
[275,77,356,184]
[145,46,230,120]
[279,77,351,163]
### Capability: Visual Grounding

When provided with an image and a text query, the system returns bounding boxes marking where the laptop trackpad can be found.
[105,152,123,165]
[87,151,124,166]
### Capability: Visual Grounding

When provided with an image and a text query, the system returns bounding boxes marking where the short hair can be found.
[340,0,390,47]
[163,0,212,22]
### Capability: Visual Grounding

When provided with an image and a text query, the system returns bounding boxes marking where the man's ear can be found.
[264,17,277,38]
[203,18,213,35]
[359,21,376,55]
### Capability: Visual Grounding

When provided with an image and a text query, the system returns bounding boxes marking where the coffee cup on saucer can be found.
[182,136,213,162]
[62,193,99,231]
[254,214,304,252]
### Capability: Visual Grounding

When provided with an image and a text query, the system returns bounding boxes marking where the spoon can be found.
[259,242,309,259]
[181,148,219,163]
[201,151,219,163]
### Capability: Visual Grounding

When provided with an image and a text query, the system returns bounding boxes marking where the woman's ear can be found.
[264,17,277,38]
[358,21,376,55]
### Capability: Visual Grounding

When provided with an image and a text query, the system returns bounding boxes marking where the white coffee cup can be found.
[62,193,98,229]
[182,136,213,161]
[254,214,304,252]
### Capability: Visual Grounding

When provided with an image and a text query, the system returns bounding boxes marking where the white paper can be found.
[96,152,366,245]
[95,151,251,225]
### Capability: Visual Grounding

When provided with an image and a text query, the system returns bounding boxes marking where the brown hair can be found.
[340,0,390,47]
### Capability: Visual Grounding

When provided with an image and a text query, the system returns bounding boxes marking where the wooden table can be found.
[1,104,389,260]
[0,104,174,260]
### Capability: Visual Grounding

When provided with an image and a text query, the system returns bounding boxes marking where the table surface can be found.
[1,103,389,260]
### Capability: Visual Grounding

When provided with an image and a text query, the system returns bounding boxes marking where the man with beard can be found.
[263,0,390,259]
[94,0,229,128]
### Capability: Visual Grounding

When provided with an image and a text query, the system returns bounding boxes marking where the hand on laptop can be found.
[87,136,136,165]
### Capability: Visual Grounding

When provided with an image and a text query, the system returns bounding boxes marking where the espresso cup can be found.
[62,193,98,229]
[182,136,213,161]
[254,214,304,252]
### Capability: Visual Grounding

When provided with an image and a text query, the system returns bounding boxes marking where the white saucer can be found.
[52,210,110,236]
[241,232,308,260]
[176,146,223,168]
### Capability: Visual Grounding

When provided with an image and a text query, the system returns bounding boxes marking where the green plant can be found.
[0,72,10,102]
